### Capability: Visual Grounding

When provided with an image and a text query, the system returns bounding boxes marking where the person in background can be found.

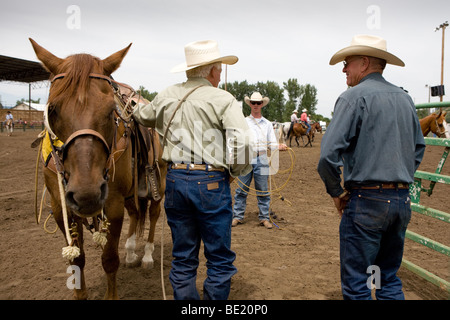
[317,35,425,300]
[300,109,311,134]
[232,92,287,229]
[5,111,13,136]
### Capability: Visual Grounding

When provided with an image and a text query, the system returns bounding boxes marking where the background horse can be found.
[420,111,448,138]
[309,122,322,142]
[287,122,313,147]
[30,39,165,299]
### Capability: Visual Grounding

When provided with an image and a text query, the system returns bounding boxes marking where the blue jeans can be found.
[164,167,237,300]
[304,121,311,134]
[340,188,411,300]
[233,155,271,221]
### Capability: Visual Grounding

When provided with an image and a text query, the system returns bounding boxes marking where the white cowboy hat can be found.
[171,40,238,73]
[329,35,405,67]
[292,110,298,113]
[302,109,307,112]
[244,92,270,107]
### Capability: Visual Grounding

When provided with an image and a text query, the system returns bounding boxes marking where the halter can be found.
[433,118,447,137]
[48,72,125,182]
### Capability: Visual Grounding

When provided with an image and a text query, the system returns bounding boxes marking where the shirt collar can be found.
[186,77,213,87]
[360,72,384,84]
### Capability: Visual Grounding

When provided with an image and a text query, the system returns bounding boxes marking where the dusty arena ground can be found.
[0,129,448,300]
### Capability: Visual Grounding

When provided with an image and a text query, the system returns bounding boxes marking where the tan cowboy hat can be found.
[292,110,298,113]
[244,92,270,107]
[171,40,238,73]
[329,35,405,67]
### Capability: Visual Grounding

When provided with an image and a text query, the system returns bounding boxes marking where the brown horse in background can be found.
[309,122,322,142]
[287,122,313,147]
[420,111,448,137]
[30,39,166,299]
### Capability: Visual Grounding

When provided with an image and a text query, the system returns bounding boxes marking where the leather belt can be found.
[351,183,409,190]
[170,163,225,172]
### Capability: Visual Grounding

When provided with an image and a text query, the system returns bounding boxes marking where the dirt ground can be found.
[0,129,448,300]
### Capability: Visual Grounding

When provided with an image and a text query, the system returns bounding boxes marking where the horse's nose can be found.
[65,180,108,217]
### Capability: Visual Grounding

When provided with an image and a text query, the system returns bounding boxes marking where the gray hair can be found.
[186,62,222,79]
[368,56,387,71]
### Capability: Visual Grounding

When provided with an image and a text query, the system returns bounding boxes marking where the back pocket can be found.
[354,194,390,230]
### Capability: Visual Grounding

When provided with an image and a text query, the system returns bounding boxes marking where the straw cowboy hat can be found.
[171,40,238,73]
[292,110,298,113]
[244,92,270,107]
[329,35,405,67]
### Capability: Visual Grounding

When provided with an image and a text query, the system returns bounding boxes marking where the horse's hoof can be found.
[141,259,154,269]
[125,253,140,268]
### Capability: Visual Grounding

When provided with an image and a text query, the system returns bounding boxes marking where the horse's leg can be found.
[102,197,124,300]
[305,134,312,147]
[124,198,140,267]
[142,199,161,269]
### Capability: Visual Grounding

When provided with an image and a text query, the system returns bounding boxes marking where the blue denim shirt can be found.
[317,72,426,197]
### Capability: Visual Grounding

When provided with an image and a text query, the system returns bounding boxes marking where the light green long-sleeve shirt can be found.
[133,78,253,178]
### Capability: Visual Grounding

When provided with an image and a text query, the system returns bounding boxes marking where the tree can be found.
[299,84,318,115]
[255,81,285,122]
[16,98,41,105]
[220,80,255,115]
[283,78,302,121]
[137,86,158,101]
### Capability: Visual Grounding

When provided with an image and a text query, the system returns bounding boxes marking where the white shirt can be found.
[246,115,278,154]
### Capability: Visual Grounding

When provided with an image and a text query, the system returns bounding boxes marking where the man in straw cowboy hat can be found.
[232,92,287,229]
[317,35,425,300]
[133,40,253,300]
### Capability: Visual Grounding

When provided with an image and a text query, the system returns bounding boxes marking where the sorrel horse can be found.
[287,122,313,147]
[309,122,322,142]
[30,38,166,299]
[420,111,448,138]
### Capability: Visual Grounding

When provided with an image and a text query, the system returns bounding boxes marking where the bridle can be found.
[47,72,129,183]
[434,118,448,137]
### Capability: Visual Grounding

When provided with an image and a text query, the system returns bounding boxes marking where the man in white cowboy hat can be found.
[291,110,299,123]
[232,92,287,229]
[133,40,253,300]
[317,35,425,300]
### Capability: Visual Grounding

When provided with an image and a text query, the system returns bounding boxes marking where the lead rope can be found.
[158,85,204,300]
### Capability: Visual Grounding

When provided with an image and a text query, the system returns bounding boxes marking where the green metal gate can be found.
[402,101,450,293]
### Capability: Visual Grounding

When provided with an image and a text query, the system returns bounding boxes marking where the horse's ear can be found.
[102,43,132,76]
[29,38,63,75]
[443,111,447,117]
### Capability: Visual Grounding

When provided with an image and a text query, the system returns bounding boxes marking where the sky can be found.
[0,0,449,118]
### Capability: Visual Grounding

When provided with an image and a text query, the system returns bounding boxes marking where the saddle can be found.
[111,80,163,202]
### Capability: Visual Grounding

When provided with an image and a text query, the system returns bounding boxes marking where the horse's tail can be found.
[287,123,293,139]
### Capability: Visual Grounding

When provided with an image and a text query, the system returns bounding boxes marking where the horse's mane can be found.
[48,54,104,108]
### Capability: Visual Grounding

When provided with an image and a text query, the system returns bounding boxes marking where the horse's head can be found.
[431,111,448,138]
[30,38,131,218]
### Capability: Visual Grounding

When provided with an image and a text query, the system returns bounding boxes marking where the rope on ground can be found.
[233,147,296,229]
